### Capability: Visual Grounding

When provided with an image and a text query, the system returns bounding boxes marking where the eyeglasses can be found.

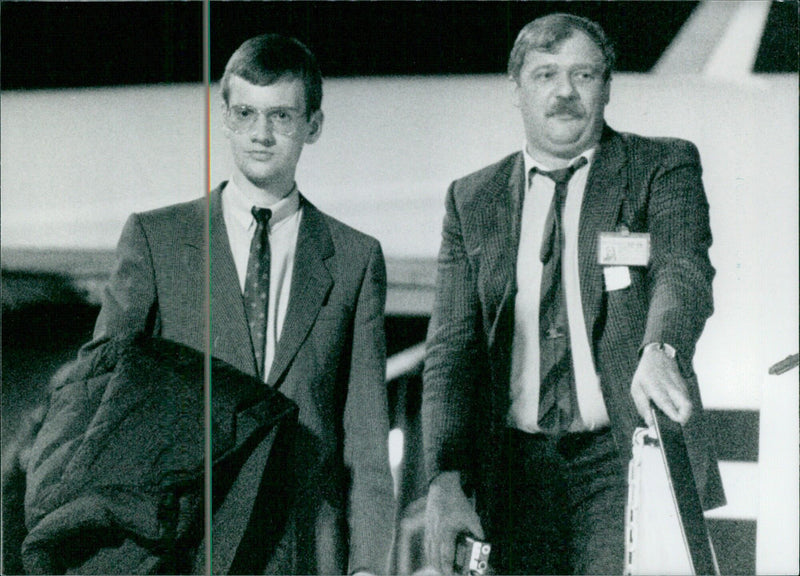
[224,105,305,136]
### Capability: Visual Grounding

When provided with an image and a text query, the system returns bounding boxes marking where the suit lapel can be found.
[266,198,334,387]
[209,185,259,376]
[578,127,629,343]
[173,199,207,346]
[178,201,205,253]
[167,197,205,293]
[482,153,525,343]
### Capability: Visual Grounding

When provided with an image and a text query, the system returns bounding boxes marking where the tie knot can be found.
[534,156,588,186]
[251,207,272,227]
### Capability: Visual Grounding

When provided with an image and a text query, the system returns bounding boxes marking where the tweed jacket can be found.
[76,186,395,575]
[422,126,725,521]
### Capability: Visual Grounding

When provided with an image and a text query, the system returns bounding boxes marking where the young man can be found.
[422,14,724,575]
[78,34,395,575]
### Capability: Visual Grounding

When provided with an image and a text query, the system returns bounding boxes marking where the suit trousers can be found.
[489,427,627,575]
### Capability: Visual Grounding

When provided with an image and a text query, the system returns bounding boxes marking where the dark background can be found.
[2,0,797,90]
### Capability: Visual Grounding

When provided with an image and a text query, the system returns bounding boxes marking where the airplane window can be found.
[753,1,799,73]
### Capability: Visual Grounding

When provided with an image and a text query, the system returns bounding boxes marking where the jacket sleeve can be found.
[77,213,160,360]
[639,139,724,510]
[640,139,715,366]
[422,181,483,484]
[343,241,395,575]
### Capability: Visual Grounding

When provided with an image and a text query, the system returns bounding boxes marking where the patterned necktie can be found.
[244,207,272,379]
[535,156,587,434]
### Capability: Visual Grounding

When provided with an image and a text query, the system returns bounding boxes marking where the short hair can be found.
[507,13,616,82]
[221,33,322,118]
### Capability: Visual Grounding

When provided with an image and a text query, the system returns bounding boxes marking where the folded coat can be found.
[22,337,298,575]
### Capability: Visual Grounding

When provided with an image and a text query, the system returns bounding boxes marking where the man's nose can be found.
[554,72,577,98]
[249,113,276,142]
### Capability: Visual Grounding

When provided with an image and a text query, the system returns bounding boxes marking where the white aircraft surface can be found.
[2,2,797,573]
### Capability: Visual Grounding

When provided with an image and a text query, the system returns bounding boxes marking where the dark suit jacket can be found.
[78,185,395,575]
[422,126,725,532]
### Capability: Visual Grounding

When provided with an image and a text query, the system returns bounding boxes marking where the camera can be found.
[453,533,492,576]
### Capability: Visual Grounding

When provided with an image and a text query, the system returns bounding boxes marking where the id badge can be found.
[598,232,651,266]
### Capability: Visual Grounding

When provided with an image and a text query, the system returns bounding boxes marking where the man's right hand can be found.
[424,471,485,576]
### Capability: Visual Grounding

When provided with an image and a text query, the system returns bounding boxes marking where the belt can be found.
[507,426,613,459]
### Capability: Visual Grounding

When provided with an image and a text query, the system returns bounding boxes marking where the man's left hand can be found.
[631,344,692,426]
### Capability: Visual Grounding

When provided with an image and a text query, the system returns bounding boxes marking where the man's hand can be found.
[425,471,485,576]
[631,343,692,426]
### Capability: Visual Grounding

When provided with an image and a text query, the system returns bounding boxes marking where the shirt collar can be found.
[223,178,301,231]
[523,144,596,182]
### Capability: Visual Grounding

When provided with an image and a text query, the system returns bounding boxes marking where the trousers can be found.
[488,427,627,575]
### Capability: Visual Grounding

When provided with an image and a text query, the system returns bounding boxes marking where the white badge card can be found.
[603,265,631,291]
[598,232,651,267]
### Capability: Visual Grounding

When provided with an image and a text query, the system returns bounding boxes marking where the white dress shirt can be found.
[221,179,302,381]
[508,146,611,433]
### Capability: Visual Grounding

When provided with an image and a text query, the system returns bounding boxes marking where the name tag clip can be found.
[598,231,650,267]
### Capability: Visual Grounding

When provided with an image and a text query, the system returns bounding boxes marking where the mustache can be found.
[546,100,584,117]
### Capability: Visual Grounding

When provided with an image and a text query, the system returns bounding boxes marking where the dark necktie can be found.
[535,156,587,434]
[243,207,272,379]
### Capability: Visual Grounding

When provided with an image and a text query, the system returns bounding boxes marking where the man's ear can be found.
[510,77,522,109]
[221,101,232,139]
[305,110,324,144]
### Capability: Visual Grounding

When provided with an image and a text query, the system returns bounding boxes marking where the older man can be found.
[422,13,724,575]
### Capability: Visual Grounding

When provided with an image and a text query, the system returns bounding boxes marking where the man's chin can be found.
[241,167,277,185]
[545,127,601,154]
[546,123,586,143]
[548,136,584,154]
